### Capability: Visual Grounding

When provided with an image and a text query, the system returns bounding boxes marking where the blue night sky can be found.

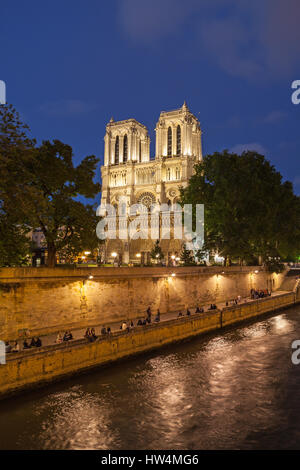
[2,0,300,197]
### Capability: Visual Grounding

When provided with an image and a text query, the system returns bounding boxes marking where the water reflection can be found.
[1,307,300,450]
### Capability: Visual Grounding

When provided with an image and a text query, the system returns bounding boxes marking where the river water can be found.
[1,306,300,450]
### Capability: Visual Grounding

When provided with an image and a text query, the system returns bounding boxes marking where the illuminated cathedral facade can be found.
[100,102,203,264]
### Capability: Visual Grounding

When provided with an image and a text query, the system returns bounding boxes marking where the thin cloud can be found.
[118,0,300,79]
[229,143,268,156]
[39,99,97,117]
[261,111,288,124]
[118,0,197,43]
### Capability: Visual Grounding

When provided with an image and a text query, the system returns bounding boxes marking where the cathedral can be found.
[100,102,203,265]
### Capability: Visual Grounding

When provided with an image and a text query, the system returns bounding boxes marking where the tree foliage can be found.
[0,104,101,267]
[180,243,196,266]
[150,239,164,262]
[180,150,300,271]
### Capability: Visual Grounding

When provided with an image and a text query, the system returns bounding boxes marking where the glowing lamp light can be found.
[171,255,175,260]
[81,256,86,260]
[136,253,141,258]
[88,275,94,280]
[84,251,91,255]
[111,252,117,258]
[176,257,180,261]
[254,270,259,274]
[156,254,159,258]
[171,273,176,277]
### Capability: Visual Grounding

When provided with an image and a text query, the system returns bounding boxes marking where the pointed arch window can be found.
[167,167,171,181]
[123,134,128,162]
[176,125,181,156]
[167,127,172,157]
[115,136,119,164]
[139,140,142,162]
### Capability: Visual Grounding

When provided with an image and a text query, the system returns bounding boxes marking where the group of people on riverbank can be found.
[5,336,42,354]
[250,288,271,299]
[55,330,73,343]
[4,290,273,355]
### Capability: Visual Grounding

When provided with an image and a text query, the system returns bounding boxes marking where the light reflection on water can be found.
[1,307,300,450]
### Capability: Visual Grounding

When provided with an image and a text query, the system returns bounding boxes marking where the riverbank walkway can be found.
[7,289,289,353]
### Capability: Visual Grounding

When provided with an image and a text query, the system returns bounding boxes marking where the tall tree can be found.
[180,243,196,266]
[150,240,164,263]
[0,105,101,267]
[180,150,300,271]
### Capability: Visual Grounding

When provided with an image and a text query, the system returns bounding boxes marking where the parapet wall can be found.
[0,266,285,341]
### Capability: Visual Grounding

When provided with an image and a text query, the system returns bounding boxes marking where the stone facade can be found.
[100,102,202,264]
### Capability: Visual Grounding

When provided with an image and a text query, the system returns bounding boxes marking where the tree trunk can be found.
[47,242,57,267]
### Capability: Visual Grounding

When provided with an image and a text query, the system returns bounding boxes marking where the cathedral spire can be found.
[182,100,189,111]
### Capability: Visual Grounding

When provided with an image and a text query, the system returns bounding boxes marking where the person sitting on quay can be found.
[178,311,183,317]
[12,341,20,353]
[30,337,42,348]
[208,304,217,310]
[121,321,128,331]
[101,326,107,335]
[63,331,73,342]
[155,310,161,322]
[195,306,204,314]
[91,328,98,341]
[84,328,91,339]
[142,318,147,326]
[129,320,134,330]
[5,341,12,354]
[107,327,111,335]
[137,318,143,326]
[186,309,191,316]
[23,339,31,349]
[56,332,63,344]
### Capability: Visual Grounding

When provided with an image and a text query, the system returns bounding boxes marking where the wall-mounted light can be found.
[254,270,259,274]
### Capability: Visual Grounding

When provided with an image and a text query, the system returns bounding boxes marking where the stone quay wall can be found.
[0,287,299,399]
[0,266,285,341]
